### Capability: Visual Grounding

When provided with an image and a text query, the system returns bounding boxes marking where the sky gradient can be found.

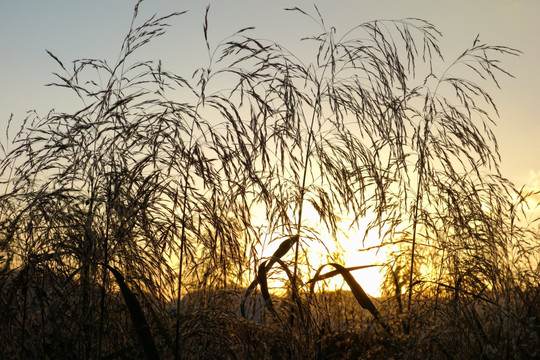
[1,0,538,188]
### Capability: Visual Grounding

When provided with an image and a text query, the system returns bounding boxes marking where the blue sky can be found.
[1,0,539,187]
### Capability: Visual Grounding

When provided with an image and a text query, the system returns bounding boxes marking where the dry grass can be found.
[0,1,538,359]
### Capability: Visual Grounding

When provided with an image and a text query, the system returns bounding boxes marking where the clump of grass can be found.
[0,1,538,359]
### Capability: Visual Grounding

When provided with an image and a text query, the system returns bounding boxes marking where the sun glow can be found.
[258,202,389,298]
[303,210,389,298]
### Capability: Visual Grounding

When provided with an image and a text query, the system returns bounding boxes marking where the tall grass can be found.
[0,1,538,359]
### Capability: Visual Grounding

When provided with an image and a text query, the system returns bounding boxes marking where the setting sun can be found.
[257,201,389,297]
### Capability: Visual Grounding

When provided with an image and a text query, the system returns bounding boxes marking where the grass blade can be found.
[104,264,161,360]
[257,261,275,315]
[240,235,298,317]
[310,263,391,334]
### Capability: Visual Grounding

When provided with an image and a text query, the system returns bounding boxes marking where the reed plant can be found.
[0,1,538,359]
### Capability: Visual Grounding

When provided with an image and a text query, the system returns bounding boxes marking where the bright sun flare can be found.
[259,202,388,298]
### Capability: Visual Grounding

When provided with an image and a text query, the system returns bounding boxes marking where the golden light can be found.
[258,201,389,298]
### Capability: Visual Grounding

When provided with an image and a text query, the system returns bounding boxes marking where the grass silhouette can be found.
[0,2,538,359]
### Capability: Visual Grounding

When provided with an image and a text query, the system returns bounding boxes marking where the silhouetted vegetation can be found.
[1,2,538,359]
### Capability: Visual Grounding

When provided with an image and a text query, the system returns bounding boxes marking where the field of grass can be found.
[1,2,538,359]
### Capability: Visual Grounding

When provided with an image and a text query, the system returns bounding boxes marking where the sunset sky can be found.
[2,5,539,357]
[1,0,538,188]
